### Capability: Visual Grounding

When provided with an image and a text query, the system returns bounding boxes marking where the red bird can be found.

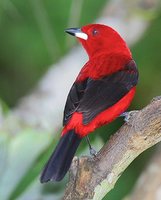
[40,24,139,182]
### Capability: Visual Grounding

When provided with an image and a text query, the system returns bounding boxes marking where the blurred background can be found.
[0,0,161,199]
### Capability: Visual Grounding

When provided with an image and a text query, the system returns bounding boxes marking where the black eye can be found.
[92,29,98,36]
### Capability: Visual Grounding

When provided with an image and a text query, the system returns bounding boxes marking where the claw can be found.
[89,147,97,157]
[120,112,131,122]
[120,110,139,123]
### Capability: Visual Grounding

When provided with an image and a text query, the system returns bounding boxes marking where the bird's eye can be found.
[92,29,99,36]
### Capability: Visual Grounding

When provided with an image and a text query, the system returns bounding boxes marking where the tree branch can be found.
[63,96,161,200]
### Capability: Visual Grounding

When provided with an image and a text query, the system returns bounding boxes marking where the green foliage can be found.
[0,98,9,114]
[132,12,161,107]
[0,130,53,200]
[0,0,106,106]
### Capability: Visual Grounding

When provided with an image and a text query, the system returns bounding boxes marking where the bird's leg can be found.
[120,110,139,123]
[85,136,97,157]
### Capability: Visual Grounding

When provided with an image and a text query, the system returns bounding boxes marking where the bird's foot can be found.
[89,147,97,157]
[120,110,139,123]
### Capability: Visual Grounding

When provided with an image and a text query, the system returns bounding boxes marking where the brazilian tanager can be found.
[40,24,139,182]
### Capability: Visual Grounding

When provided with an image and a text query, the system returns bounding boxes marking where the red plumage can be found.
[40,24,139,182]
[62,87,136,137]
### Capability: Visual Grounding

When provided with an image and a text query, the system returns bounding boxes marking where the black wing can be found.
[63,79,87,125]
[63,60,138,125]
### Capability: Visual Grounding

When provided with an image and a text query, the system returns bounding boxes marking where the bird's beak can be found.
[65,28,88,40]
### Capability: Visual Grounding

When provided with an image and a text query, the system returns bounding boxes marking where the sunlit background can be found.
[0,0,161,199]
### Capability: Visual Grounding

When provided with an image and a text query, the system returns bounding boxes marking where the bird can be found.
[40,24,139,183]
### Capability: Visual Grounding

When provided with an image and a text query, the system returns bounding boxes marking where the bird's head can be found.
[65,24,131,58]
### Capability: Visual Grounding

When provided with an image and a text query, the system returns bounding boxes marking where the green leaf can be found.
[17,179,63,200]
[0,132,9,178]
[0,129,52,200]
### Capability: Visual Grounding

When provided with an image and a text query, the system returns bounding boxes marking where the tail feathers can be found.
[40,130,81,182]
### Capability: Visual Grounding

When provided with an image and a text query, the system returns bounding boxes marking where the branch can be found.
[63,96,161,200]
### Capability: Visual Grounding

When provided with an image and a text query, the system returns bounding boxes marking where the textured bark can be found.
[63,96,161,200]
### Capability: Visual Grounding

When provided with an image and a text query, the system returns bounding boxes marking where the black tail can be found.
[40,130,81,182]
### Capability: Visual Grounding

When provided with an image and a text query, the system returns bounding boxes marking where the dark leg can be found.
[85,136,97,157]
